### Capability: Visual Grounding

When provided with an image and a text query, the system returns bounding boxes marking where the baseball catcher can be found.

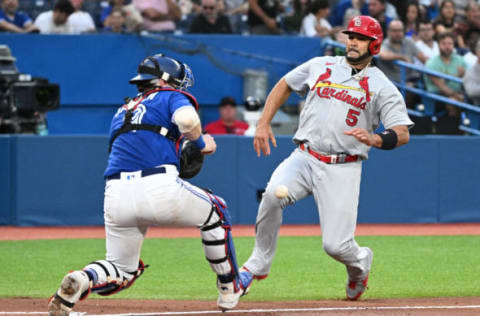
[48,54,251,316]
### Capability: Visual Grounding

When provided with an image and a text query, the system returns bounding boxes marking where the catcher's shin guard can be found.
[200,192,241,287]
[81,259,148,299]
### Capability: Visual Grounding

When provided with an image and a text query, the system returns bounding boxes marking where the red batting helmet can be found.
[342,15,383,55]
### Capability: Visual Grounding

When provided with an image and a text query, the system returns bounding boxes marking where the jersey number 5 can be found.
[346,109,360,127]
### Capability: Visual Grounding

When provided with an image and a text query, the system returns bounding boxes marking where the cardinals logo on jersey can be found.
[310,67,374,127]
[311,68,372,111]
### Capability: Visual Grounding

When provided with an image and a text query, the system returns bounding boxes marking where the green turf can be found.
[1,236,479,300]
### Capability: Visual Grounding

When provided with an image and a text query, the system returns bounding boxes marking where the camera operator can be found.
[0,45,60,134]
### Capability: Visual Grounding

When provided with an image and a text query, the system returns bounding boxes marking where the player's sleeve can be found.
[284,57,318,96]
[168,92,195,118]
[376,80,414,129]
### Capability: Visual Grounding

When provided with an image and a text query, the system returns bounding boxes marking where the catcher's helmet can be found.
[342,16,383,55]
[129,54,194,91]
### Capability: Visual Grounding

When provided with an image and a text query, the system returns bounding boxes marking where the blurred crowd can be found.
[0,0,476,37]
[1,0,479,133]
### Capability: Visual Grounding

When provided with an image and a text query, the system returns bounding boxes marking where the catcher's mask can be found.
[130,54,194,91]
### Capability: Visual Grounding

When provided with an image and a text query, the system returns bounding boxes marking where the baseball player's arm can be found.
[174,106,216,154]
[344,125,410,148]
[254,77,292,157]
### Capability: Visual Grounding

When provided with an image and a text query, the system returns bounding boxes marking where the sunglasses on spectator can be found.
[203,5,215,10]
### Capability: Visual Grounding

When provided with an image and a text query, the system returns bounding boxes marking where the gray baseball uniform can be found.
[244,55,413,281]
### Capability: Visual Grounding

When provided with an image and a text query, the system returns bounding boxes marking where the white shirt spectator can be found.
[463,62,480,104]
[415,40,439,60]
[34,11,73,34]
[300,13,331,37]
[68,11,96,34]
[463,51,478,68]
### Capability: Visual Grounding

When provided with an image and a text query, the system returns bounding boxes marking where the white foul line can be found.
[3,305,480,315]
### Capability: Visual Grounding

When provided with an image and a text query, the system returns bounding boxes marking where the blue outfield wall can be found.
[0,34,321,134]
[1,135,479,226]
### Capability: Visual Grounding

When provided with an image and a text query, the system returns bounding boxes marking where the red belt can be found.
[299,143,359,164]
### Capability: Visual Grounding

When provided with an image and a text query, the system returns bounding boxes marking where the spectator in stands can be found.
[0,0,38,33]
[223,0,248,17]
[425,32,466,101]
[463,29,479,67]
[68,0,96,34]
[329,0,368,27]
[433,0,466,48]
[300,0,333,37]
[378,20,428,83]
[463,39,480,104]
[133,0,181,33]
[456,1,480,48]
[102,0,143,33]
[188,0,232,33]
[176,0,201,17]
[452,0,470,18]
[402,1,420,40]
[368,0,394,36]
[416,19,440,60]
[102,8,127,33]
[204,97,249,135]
[34,0,75,34]
[247,0,283,34]
[282,0,310,34]
[425,32,466,133]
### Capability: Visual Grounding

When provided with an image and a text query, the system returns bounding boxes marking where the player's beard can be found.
[346,51,371,65]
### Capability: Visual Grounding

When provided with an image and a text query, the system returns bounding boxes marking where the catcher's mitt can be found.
[179,139,204,179]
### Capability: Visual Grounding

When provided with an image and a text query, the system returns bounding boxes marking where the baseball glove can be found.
[179,139,204,179]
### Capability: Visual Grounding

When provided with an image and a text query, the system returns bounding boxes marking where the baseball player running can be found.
[48,54,251,316]
[240,16,413,300]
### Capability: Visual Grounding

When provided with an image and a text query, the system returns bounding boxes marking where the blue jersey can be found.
[0,9,31,28]
[104,88,196,177]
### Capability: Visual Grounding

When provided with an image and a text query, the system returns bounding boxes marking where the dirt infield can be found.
[2,297,480,315]
[2,223,480,240]
[2,224,480,315]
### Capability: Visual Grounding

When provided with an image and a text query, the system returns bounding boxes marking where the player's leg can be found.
[243,149,312,277]
[311,160,372,300]
[49,181,147,316]
[175,180,251,310]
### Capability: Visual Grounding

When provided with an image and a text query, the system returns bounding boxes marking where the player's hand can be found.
[344,128,380,147]
[254,122,277,157]
[201,134,216,155]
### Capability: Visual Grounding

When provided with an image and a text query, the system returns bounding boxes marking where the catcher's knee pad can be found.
[81,259,148,299]
[200,192,240,285]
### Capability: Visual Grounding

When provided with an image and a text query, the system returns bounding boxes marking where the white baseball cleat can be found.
[346,247,373,301]
[217,269,253,311]
[48,271,90,316]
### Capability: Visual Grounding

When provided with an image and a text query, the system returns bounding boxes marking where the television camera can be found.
[0,45,60,134]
